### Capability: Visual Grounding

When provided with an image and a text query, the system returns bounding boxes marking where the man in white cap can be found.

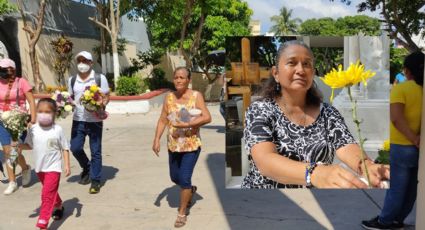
[68,51,110,194]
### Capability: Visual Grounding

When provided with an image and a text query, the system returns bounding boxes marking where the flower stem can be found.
[347,86,371,188]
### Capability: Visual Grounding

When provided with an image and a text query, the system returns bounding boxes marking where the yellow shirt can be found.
[390,80,422,145]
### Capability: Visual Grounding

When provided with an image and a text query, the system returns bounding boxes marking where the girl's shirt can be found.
[0,77,32,112]
[166,91,202,152]
[25,124,70,173]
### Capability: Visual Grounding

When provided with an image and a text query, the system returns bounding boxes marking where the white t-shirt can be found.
[25,124,70,173]
[68,70,110,122]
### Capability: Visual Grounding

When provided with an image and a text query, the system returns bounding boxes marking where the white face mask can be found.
[77,63,91,73]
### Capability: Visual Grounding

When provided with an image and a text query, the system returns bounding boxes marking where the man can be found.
[68,51,110,194]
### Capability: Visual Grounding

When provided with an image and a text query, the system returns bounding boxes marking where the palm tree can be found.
[269,7,301,35]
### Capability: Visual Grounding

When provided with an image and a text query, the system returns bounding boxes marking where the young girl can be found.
[18,98,71,229]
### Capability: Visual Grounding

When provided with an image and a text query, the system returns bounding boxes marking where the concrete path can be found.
[0,104,416,230]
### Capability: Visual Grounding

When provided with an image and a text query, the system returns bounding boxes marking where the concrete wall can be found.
[16,20,139,87]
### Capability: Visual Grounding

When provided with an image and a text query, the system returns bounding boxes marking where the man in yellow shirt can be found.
[363,51,424,230]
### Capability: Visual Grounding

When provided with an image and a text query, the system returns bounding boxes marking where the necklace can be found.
[279,98,307,127]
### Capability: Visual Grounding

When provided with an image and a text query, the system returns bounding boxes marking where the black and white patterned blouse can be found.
[241,98,356,189]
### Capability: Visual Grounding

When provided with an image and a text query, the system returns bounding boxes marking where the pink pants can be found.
[36,172,62,229]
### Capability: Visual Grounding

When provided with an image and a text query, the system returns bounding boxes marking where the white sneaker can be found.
[21,165,31,186]
[3,181,18,195]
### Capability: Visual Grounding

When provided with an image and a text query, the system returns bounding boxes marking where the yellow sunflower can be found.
[320,61,376,102]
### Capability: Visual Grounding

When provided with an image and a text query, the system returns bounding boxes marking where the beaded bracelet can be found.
[305,162,319,188]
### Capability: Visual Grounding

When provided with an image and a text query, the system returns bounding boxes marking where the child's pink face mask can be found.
[37,113,53,126]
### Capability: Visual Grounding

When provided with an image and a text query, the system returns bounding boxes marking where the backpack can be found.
[70,73,102,98]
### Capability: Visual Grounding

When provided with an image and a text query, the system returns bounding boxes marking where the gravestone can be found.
[333,33,390,159]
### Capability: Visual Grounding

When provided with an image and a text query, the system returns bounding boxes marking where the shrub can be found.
[144,68,175,90]
[105,73,116,92]
[116,75,147,96]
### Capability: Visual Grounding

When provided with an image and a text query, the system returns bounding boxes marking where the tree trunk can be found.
[179,0,195,55]
[204,82,213,101]
[101,53,107,74]
[17,0,46,93]
[107,52,112,73]
[109,0,120,86]
[28,49,40,91]
[112,49,119,84]
[100,26,107,74]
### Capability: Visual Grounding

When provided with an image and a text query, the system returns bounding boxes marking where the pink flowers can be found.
[51,91,74,119]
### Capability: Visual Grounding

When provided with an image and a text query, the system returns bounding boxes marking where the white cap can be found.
[75,51,93,61]
[0,58,16,69]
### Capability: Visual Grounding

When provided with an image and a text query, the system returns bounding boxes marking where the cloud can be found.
[245,0,382,34]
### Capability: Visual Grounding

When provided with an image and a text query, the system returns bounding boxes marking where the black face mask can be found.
[0,69,11,79]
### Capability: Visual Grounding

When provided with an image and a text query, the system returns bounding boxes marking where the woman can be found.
[152,67,211,228]
[362,51,424,229]
[242,40,389,189]
[0,58,36,195]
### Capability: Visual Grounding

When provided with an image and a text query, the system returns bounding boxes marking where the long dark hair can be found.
[259,40,322,106]
[404,51,425,86]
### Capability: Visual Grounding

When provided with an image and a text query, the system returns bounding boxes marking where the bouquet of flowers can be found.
[51,90,75,119]
[0,106,30,169]
[80,85,108,120]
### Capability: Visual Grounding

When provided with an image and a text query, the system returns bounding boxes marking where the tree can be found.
[333,0,425,52]
[269,7,301,35]
[299,15,381,76]
[16,0,47,93]
[134,0,252,99]
[0,0,17,16]
[89,0,121,86]
[299,15,381,36]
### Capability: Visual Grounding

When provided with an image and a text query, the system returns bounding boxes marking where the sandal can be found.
[174,214,187,228]
[52,206,64,220]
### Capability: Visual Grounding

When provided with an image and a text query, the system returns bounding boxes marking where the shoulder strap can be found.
[16,78,20,106]
[70,75,77,96]
[94,73,101,86]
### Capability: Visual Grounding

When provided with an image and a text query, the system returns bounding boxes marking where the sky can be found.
[245,0,382,34]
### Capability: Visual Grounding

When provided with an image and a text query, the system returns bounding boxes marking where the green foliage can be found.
[0,0,17,16]
[116,75,147,96]
[50,35,73,86]
[134,0,252,73]
[122,48,163,77]
[375,150,390,165]
[92,38,128,65]
[313,47,344,77]
[335,0,424,51]
[143,68,174,90]
[298,15,380,76]
[106,73,116,91]
[299,15,381,36]
[390,46,409,83]
[269,7,301,35]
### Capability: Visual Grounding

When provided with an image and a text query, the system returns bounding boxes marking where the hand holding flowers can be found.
[0,106,30,169]
[80,85,108,120]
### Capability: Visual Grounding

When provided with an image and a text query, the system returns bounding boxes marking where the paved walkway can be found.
[0,104,416,230]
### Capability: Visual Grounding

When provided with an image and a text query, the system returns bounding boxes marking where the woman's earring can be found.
[275,82,281,92]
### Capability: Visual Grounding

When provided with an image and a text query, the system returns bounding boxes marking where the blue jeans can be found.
[0,121,26,146]
[70,120,103,181]
[168,148,200,189]
[379,144,419,225]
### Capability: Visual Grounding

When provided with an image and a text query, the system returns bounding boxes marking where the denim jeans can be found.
[70,120,103,181]
[168,148,201,189]
[0,121,26,145]
[379,144,419,225]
